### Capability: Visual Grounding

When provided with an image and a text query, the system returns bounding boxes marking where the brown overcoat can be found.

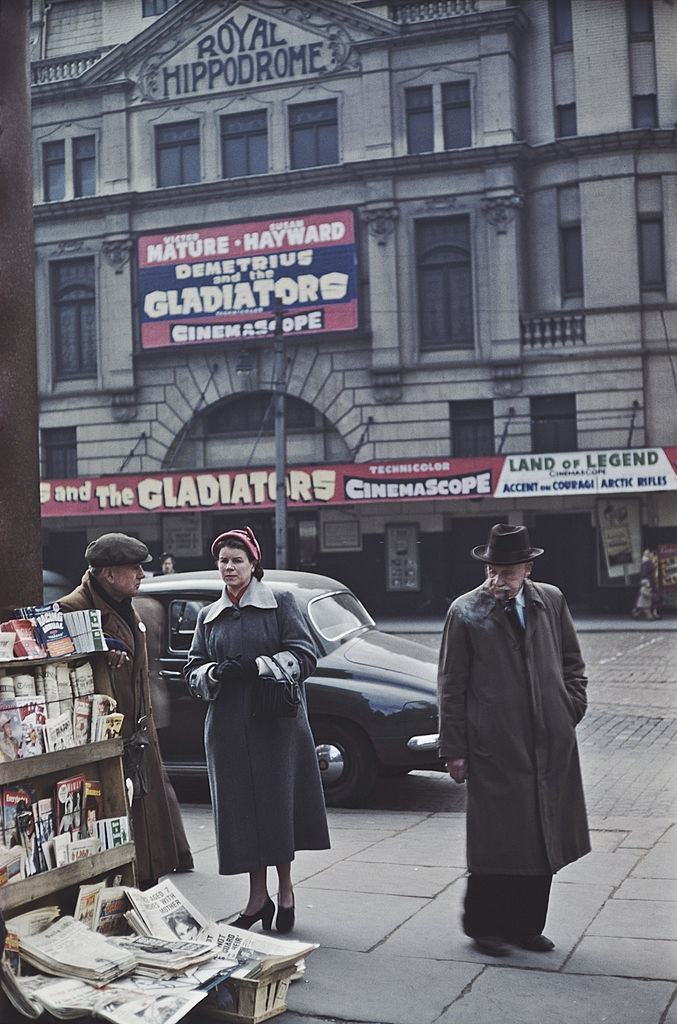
[60,573,179,884]
[437,579,590,875]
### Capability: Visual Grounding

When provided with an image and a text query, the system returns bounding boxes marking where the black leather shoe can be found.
[513,934,555,952]
[472,935,510,957]
[231,896,275,931]
[275,900,295,934]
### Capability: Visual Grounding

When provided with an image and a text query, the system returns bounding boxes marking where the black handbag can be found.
[251,656,301,719]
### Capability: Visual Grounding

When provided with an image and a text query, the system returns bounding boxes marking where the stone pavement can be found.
[174,624,676,1024]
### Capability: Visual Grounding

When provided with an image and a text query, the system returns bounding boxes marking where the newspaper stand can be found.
[0,652,136,1021]
[203,963,297,1024]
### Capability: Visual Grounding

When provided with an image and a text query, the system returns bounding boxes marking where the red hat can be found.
[211,527,262,563]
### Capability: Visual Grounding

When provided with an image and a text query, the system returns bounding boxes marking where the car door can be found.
[157,596,212,780]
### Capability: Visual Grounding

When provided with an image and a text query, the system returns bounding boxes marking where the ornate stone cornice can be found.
[490,362,522,397]
[481,192,523,234]
[371,369,402,403]
[102,238,132,274]
[360,206,399,246]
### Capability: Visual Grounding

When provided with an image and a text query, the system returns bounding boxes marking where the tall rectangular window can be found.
[73,136,96,197]
[43,140,65,202]
[51,258,97,380]
[442,82,471,149]
[416,216,474,350]
[142,0,178,15]
[405,86,433,154]
[450,400,493,457]
[221,111,267,178]
[638,216,665,289]
[156,121,200,187]
[42,427,77,479]
[289,100,338,169]
[560,224,583,297]
[531,394,577,453]
[555,103,577,138]
[632,94,657,129]
[551,0,573,45]
[627,0,654,38]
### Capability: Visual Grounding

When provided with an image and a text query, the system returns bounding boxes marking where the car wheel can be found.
[312,718,378,808]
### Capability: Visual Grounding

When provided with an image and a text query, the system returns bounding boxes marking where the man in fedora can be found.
[437,523,590,957]
[59,533,192,886]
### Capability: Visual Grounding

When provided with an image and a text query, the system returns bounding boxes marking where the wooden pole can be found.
[0,0,43,611]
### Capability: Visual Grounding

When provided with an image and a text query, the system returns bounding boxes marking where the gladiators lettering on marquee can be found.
[163,13,328,97]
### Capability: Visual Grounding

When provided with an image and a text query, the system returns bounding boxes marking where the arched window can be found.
[50,257,97,379]
[416,216,474,350]
[166,392,350,470]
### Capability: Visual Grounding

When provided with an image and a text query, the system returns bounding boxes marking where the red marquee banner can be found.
[39,448,677,518]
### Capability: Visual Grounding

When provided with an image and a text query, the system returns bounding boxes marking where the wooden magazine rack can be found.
[0,653,136,1020]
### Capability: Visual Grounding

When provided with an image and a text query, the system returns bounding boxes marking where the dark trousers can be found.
[463,873,553,939]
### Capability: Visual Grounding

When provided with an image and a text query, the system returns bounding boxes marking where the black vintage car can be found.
[136,569,442,807]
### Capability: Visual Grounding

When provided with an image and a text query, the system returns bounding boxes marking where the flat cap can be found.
[85,533,152,568]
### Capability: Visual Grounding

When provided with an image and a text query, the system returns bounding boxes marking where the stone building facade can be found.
[31,0,677,612]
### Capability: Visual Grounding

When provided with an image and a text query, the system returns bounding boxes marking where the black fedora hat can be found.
[471,524,544,564]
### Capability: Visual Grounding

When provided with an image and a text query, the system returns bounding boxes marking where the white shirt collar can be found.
[203,577,278,623]
[514,586,526,608]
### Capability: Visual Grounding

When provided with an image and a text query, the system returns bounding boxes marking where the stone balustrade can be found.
[31,51,103,86]
[520,312,586,348]
[389,0,478,24]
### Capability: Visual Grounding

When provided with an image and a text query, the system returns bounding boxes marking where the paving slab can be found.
[565,937,677,981]
[588,899,677,940]
[290,885,428,952]
[630,844,677,879]
[589,829,628,852]
[327,809,431,831]
[348,832,467,867]
[286,947,482,1024]
[614,877,677,901]
[378,877,608,970]
[300,859,463,898]
[436,967,674,1024]
[556,849,642,886]
[588,816,673,849]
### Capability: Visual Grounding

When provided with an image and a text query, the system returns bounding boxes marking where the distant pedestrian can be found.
[158,552,176,576]
[634,549,660,620]
[437,524,590,957]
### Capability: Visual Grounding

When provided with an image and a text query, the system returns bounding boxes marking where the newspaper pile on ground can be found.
[125,879,319,981]
[19,916,137,983]
[1,880,318,1023]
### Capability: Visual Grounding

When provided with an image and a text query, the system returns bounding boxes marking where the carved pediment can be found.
[84,0,397,102]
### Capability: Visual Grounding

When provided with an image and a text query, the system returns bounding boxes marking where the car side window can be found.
[169,599,209,652]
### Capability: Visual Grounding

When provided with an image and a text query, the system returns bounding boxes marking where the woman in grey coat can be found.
[184,527,330,933]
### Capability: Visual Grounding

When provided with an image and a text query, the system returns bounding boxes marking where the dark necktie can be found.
[504,597,525,636]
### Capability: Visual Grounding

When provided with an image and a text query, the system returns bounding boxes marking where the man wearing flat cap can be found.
[438,523,589,957]
[59,533,191,886]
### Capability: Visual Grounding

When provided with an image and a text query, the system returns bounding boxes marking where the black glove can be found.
[214,657,259,682]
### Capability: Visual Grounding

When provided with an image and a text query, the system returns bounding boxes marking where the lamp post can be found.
[273,304,287,569]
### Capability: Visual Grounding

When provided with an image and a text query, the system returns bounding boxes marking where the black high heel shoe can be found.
[275,898,295,934]
[231,896,275,931]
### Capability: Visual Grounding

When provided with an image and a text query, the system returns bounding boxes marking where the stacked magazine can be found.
[19,916,137,983]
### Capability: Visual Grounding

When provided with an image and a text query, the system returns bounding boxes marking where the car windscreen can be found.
[169,599,210,651]
[307,591,373,643]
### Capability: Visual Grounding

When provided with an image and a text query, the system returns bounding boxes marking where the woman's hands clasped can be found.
[213,656,259,683]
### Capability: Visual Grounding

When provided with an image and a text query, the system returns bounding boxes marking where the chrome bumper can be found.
[406,733,440,753]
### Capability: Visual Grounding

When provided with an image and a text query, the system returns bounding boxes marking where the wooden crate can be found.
[202,966,295,1024]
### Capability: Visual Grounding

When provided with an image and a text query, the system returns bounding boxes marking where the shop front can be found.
[40,446,677,614]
